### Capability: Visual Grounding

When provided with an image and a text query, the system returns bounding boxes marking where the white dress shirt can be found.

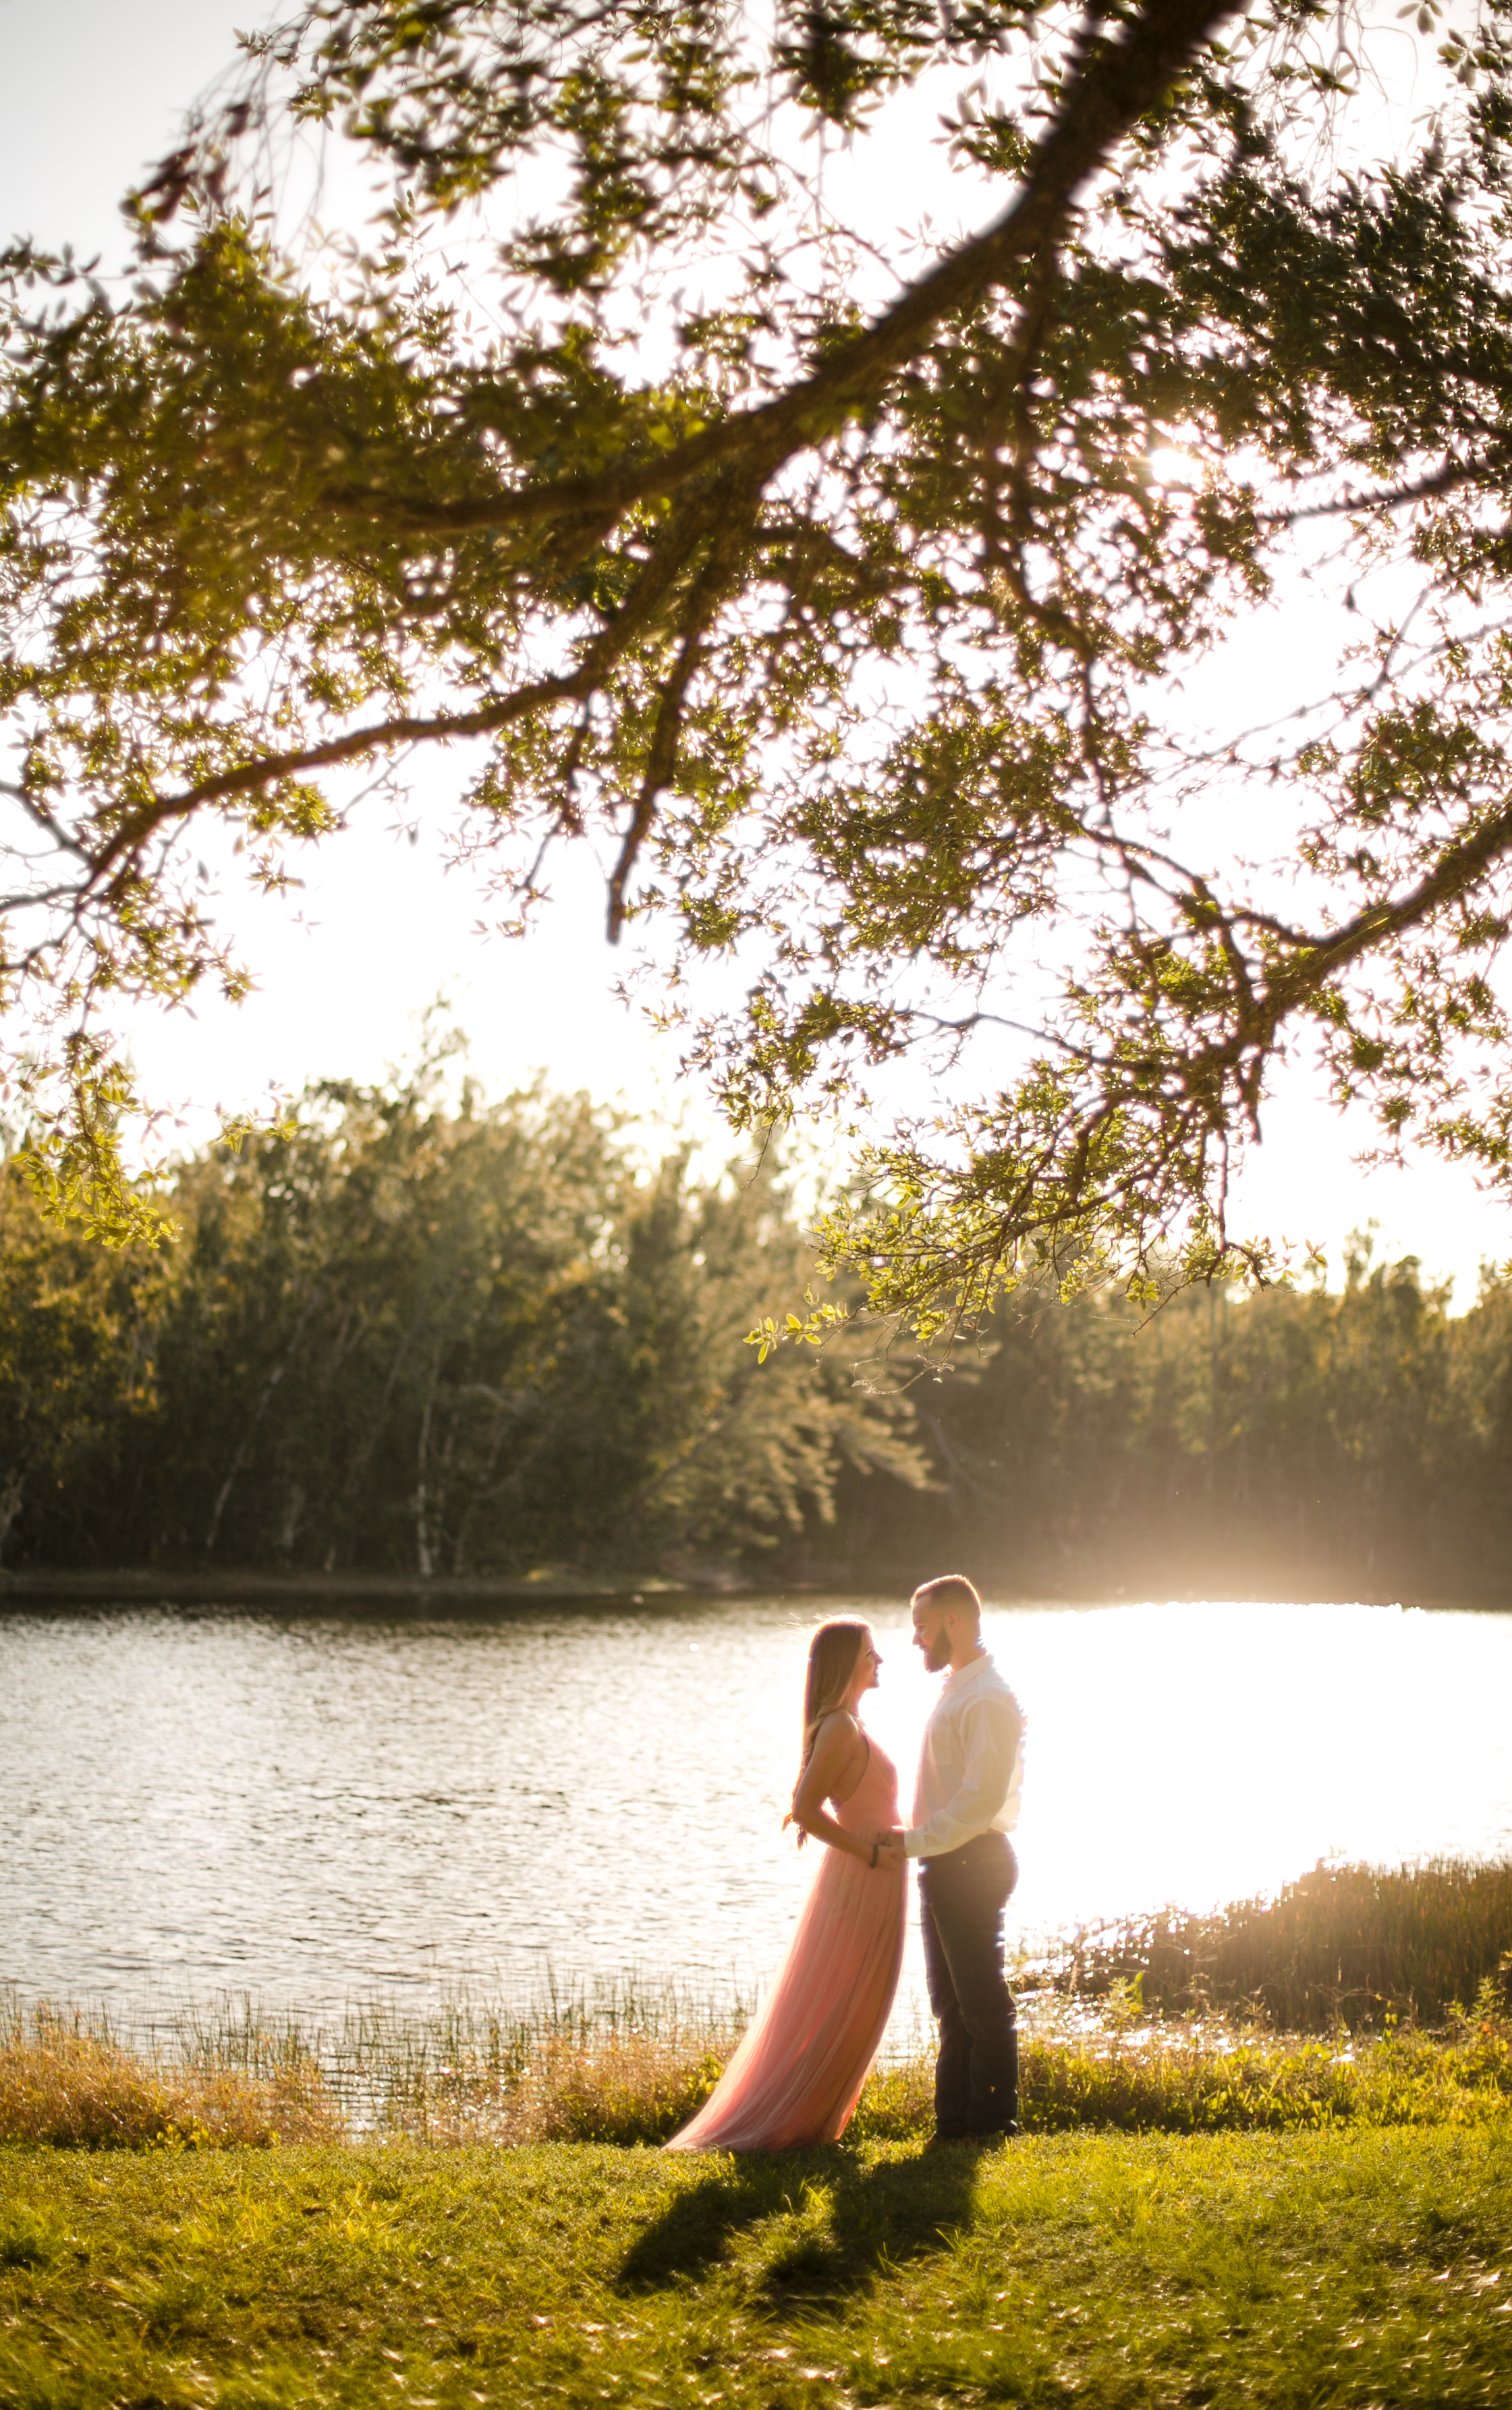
[905,1651,1025,1859]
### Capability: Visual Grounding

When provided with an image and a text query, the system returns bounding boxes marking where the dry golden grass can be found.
[0,2004,340,2150]
[7,1994,1512,2150]
[363,2009,739,2144]
[0,1984,746,2152]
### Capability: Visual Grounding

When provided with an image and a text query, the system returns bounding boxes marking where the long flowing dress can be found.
[665,1732,906,2151]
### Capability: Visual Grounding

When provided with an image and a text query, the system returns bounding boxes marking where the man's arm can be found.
[903,1694,1022,1859]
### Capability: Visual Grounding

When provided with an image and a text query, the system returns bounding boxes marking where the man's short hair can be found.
[911,1574,982,1625]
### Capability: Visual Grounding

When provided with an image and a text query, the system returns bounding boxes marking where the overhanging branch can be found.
[320,0,1242,552]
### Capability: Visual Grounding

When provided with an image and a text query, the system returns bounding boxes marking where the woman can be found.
[665,1617,905,2152]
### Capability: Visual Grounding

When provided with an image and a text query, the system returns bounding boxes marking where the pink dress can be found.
[666,1732,906,2151]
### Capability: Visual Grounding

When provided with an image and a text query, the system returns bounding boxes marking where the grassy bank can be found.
[3,1851,1511,2151]
[7,1990,1512,2150]
[4,2123,1512,2407]
[9,1847,1508,2135]
[5,1855,1512,2405]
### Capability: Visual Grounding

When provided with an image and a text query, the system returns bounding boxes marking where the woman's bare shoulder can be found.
[814,1706,860,1736]
[810,1708,864,1758]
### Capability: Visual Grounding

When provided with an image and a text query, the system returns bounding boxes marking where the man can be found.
[883,1574,1025,2146]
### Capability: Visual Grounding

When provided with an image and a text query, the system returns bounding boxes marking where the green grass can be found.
[5,1852,1511,2404]
[860,2000,1512,2139]
[4,2123,1512,2407]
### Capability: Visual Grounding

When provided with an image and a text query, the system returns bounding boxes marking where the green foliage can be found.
[1017,2007,1512,2134]
[0,1063,922,1575]
[874,1239,1512,1595]
[11,1,1512,1334]
[5,1154,1512,1594]
[0,1172,168,1559]
[5,2123,1512,2405]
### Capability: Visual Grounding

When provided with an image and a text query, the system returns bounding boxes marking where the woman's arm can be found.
[790,1714,878,1863]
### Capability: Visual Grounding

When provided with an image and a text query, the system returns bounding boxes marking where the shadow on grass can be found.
[617,2139,991,2302]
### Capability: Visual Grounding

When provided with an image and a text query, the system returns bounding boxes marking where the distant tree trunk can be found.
[1206,1285,1219,1504]
[206,1282,323,1557]
[412,1341,448,1577]
[205,1362,287,1558]
[0,1467,24,1565]
[414,1393,435,1577]
[277,1482,306,1564]
[326,1263,453,1569]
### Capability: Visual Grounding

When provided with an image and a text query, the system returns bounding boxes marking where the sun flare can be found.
[1145,447,1202,488]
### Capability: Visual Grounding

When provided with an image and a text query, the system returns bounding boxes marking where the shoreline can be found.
[0,1567,757,1608]
[0,1565,1509,1611]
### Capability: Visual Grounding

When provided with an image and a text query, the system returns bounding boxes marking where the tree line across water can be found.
[1,1065,1509,1600]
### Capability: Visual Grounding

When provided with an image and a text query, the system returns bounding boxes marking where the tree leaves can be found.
[0,1066,924,1574]
[6,0,1512,1343]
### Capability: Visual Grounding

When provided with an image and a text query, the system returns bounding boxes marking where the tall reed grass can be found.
[0,1979,746,2151]
[5,1857,1509,2151]
[0,2001,339,2149]
[6,1987,1512,2150]
[294,1975,750,2145]
[1046,1854,1512,2027]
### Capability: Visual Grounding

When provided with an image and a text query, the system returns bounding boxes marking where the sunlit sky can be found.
[3,0,1510,1299]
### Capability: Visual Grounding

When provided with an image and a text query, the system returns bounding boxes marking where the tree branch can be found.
[323,0,1241,549]
[1272,452,1512,526]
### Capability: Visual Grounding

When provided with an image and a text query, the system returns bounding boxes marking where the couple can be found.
[667,1573,1025,2154]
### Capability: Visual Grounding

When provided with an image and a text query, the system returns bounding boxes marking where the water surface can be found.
[3,1594,1509,2031]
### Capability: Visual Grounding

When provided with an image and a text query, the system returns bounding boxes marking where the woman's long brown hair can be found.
[786,1619,868,1846]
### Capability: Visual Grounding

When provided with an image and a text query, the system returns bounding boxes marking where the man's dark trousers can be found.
[918,1831,1019,2139]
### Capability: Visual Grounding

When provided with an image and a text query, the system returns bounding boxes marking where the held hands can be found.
[874,1826,907,1870]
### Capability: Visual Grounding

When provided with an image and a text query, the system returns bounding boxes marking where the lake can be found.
[4,1594,1511,2038]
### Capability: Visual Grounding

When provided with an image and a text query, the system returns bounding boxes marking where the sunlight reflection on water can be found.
[2,1595,1509,2035]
